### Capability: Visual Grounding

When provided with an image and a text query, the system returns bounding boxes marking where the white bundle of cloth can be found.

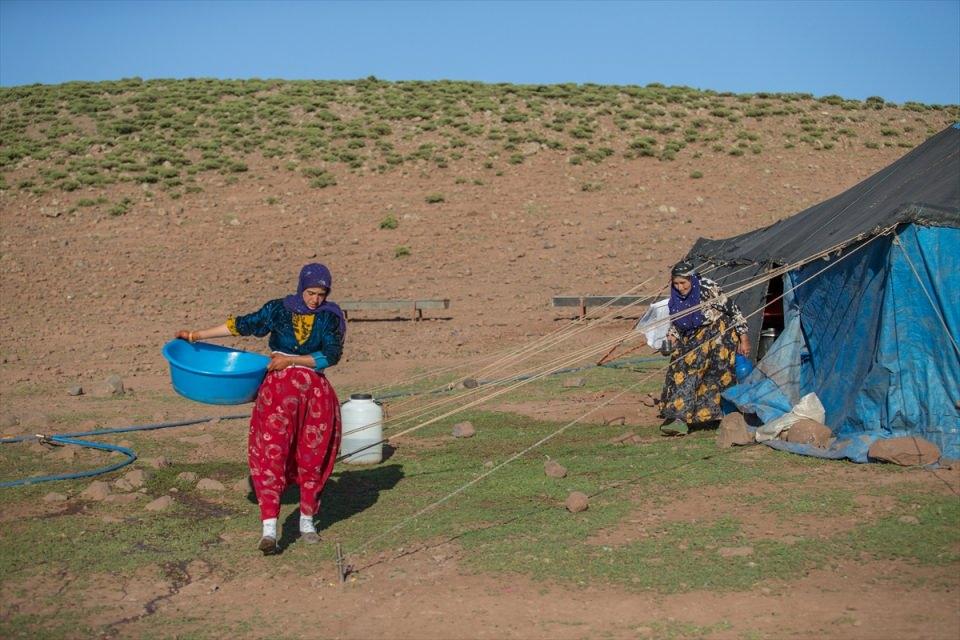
[754,393,826,442]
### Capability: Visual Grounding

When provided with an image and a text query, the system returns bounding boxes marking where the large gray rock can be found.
[717,412,753,448]
[869,437,941,466]
[785,419,833,448]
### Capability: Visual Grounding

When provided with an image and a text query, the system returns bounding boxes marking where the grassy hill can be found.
[1,78,956,206]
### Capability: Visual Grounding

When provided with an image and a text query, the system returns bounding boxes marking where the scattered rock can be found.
[869,437,941,466]
[91,374,125,398]
[483,460,494,468]
[462,378,479,389]
[67,385,84,396]
[785,418,833,448]
[144,456,171,469]
[718,546,754,558]
[122,469,148,488]
[112,478,134,492]
[43,492,68,502]
[565,491,589,513]
[0,411,18,429]
[80,481,111,501]
[145,495,174,512]
[717,412,753,448]
[196,478,225,491]
[544,460,568,479]
[177,471,199,483]
[451,421,475,438]
[105,493,140,504]
[562,377,586,388]
[898,515,920,525]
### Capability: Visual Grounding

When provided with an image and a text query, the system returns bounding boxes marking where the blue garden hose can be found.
[0,415,248,489]
[1,357,664,488]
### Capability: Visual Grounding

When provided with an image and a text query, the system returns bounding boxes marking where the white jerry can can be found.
[339,393,384,464]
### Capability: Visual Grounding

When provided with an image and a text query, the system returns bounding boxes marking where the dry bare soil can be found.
[1,80,957,639]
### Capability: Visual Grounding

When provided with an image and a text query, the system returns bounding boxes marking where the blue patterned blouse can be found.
[227,299,344,371]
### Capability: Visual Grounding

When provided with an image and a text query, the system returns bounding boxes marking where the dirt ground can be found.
[2,109,959,639]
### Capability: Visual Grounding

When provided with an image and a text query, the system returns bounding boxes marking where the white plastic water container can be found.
[340,393,383,464]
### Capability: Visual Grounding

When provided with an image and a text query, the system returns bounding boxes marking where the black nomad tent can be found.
[684,124,960,461]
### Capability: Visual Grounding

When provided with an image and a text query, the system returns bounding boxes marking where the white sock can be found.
[300,514,316,534]
[262,518,278,539]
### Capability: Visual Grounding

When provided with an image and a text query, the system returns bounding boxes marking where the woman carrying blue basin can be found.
[176,263,345,554]
[657,260,750,436]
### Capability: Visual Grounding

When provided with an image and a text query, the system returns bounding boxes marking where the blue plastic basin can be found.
[162,340,269,405]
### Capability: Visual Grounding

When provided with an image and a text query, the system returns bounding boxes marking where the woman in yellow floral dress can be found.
[659,260,750,435]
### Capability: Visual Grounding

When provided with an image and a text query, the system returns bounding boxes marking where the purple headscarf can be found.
[284,263,347,338]
[668,263,705,334]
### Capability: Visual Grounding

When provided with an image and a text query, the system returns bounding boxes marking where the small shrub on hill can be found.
[380,214,398,230]
[309,172,337,188]
[425,192,445,203]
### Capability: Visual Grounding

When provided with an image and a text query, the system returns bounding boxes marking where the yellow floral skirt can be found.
[659,319,738,425]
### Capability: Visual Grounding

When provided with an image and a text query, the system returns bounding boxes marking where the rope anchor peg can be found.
[335,543,352,584]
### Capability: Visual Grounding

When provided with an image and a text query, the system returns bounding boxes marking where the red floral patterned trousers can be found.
[248,367,341,520]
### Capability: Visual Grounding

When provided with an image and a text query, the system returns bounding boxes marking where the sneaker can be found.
[258,536,278,555]
[659,421,689,436]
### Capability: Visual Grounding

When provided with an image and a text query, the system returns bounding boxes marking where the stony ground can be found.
[1,83,958,639]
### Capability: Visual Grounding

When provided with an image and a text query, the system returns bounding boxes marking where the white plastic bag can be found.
[755,393,826,442]
[635,299,670,349]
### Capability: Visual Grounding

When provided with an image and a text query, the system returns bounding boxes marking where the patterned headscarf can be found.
[668,260,705,333]
[284,263,346,338]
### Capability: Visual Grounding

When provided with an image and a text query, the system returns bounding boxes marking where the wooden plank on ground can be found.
[339,299,450,321]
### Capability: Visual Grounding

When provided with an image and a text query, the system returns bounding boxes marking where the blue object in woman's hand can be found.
[734,353,754,381]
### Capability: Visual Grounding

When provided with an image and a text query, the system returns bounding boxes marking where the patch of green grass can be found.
[379,214,398,230]
[834,494,960,564]
[394,245,411,258]
[424,192,445,204]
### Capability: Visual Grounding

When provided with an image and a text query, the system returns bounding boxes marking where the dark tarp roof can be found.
[688,124,960,268]
[685,124,960,349]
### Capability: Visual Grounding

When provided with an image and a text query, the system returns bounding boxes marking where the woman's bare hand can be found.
[737,335,751,356]
[175,330,196,342]
[267,354,294,371]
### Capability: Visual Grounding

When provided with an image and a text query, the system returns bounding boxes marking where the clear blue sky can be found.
[1,0,957,104]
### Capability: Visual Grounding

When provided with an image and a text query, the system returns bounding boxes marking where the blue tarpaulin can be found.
[725,224,960,461]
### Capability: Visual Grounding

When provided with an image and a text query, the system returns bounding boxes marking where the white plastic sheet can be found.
[635,298,670,349]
